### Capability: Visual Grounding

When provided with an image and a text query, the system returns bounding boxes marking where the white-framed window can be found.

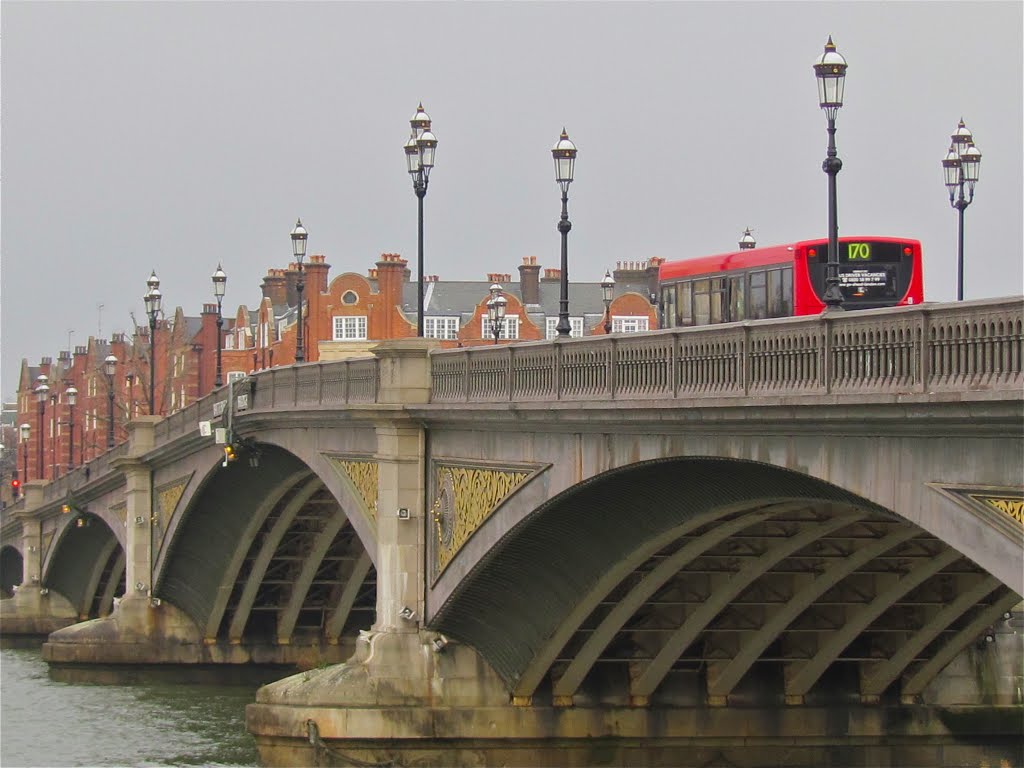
[227,371,246,384]
[545,317,584,339]
[612,316,650,334]
[484,314,520,340]
[88,378,97,397]
[333,315,368,341]
[225,335,236,350]
[424,316,460,340]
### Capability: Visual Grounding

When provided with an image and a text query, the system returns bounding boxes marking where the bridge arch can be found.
[154,442,376,648]
[1,545,23,598]
[429,456,1018,706]
[42,511,125,619]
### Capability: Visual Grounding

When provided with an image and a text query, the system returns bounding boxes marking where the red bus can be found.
[658,236,924,328]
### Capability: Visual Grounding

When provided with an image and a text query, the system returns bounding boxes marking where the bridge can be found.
[2,297,1022,767]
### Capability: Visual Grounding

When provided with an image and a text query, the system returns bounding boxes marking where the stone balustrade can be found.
[430,297,1023,403]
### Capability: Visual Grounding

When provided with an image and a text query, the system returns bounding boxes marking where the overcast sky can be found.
[2,1,1021,398]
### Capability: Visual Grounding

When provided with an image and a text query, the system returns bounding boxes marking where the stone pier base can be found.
[247,630,1024,768]
[41,595,353,668]
[0,586,78,639]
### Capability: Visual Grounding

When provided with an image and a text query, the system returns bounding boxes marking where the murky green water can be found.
[0,647,263,767]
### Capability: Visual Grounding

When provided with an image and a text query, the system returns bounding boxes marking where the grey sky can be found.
[2,1,1022,398]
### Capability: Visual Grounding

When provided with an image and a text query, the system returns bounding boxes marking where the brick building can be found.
[11,251,660,486]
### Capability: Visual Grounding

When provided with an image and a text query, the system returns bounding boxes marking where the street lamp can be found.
[19,424,30,490]
[486,284,507,344]
[104,354,117,449]
[552,128,578,336]
[290,219,307,363]
[942,119,982,301]
[212,263,227,385]
[739,228,757,250]
[813,36,847,311]
[601,271,615,333]
[65,386,77,471]
[405,103,438,337]
[34,376,49,481]
[143,271,162,414]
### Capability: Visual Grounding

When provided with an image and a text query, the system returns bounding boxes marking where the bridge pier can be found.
[248,629,1024,768]
[0,483,78,639]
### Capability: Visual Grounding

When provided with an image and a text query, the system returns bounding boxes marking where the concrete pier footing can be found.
[246,629,1024,768]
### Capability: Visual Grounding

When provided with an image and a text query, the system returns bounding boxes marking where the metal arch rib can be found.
[203,469,314,640]
[706,527,918,700]
[81,537,119,617]
[97,549,126,617]
[227,475,324,642]
[324,550,373,642]
[632,511,863,699]
[549,506,785,700]
[901,591,1020,698]
[276,505,349,644]
[860,575,1001,697]
[785,547,962,699]
[513,504,760,699]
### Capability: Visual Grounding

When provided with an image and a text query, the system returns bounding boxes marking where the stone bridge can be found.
[2,297,1022,767]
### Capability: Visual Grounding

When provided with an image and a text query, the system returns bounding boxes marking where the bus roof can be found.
[659,236,920,281]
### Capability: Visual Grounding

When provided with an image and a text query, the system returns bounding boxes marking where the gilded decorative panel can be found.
[431,462,539,580]
[928,483,1024,544]
[153,475,192,548]
[975,495,1024,525]
[327,456,379,522]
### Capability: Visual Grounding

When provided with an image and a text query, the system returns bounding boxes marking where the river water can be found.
[1,646,268,767]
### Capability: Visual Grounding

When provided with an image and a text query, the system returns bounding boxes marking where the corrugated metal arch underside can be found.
[156,445,309,629]
[44,513,122,615]
[428,456,947,692]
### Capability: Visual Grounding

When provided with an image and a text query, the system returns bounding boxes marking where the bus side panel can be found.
[792,245,825,315]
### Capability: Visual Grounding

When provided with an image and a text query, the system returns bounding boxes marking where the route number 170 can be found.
[847,243,872,260]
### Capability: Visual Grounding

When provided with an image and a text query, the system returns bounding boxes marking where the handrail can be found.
[430,297,1023,403]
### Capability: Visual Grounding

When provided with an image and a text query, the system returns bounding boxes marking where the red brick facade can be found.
[12,252,660,484]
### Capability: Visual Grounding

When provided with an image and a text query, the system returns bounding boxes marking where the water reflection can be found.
[1,647,263,767]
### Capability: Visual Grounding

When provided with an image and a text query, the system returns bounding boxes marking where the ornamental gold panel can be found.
[976,495,1024,525]
[328,456,379,522]
[431,463,534,578]
[928,483,1023,545]
[155,475,192,532]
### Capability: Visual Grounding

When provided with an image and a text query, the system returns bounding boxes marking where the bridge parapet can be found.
[430,297,1023,403]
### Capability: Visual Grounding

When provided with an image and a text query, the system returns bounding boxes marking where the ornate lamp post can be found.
[601,271,615,333]
[19,423,30,489]
[739,228,757,250]
[290,219,308,362]
[34,376,49,481]
[813,36,848,311]
[405,104,438,337]
[212,263,227,385]
[486,284,507,344]
[942,120,982,301]
[104,355,117,449]
[551,129,578,336]
[65,386,77,471]
[143,271,162,414]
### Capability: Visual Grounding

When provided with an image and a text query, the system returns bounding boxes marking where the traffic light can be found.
[11,471,21,497]
[222,444,237,466]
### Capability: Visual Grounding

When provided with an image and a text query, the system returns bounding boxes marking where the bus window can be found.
[661,285,677,328]
[709,278,725,324]
[749,271,767,319]
[729,275,746,321]
[676,281,692,326]
[768,269,785,316]
[782,267,793,315]
[693,279,710,325]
